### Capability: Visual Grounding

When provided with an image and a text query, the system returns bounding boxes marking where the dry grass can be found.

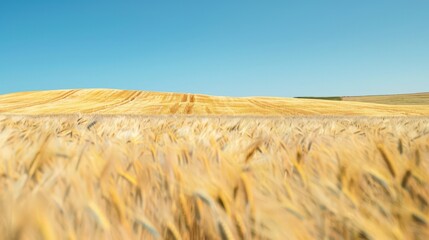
[1,89,429,115]
[0,115,429,239]
[343,92,429,105]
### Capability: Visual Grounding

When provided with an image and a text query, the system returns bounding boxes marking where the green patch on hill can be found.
[295,96,342,101]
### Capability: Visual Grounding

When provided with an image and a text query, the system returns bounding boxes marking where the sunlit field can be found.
[3,0,429,239]
[1,90,429,116]
[1,115,428,239]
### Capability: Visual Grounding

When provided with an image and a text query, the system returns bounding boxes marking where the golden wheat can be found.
[0,115,428,239]
[1,89,429,115]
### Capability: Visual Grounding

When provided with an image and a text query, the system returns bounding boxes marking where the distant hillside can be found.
[295,96,342,101]
[342,92,429,105]
[296,92,429,105]
[0,89,428,115]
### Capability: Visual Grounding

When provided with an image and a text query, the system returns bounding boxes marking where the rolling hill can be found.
[342,92,429,105]
[0,89,428,115]
[297,92,429,105]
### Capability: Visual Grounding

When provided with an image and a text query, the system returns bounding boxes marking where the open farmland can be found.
[1,89,429,115]
[343,92,429,105]
[1,115,429,239]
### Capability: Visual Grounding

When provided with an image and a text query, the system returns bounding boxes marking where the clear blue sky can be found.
[1,1,428,97]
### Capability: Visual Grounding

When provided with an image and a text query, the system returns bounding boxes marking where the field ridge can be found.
[0,89,428,115]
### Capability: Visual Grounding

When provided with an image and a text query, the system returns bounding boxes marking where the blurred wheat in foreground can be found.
[0,115,428,240]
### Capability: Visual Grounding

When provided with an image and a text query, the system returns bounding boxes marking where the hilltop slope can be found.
[0,89,428,115]
[343,92,429,105]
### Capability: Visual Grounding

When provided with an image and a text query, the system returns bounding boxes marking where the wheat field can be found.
[343,92,429,105]
[1,89,429,115]
[0,114,428,240]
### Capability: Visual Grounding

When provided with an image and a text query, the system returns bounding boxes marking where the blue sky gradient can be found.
[1,1,428,97]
